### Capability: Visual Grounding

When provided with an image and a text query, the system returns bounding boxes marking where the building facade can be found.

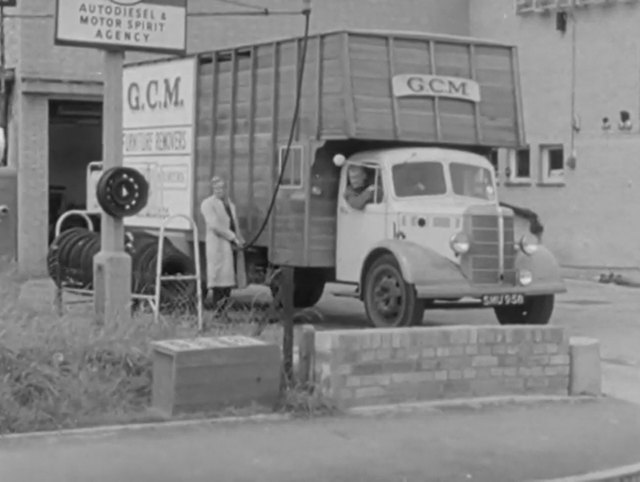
[1,0,639,275]
[470,0,640,269]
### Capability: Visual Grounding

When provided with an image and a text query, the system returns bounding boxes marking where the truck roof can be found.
[125,29,518,69]
[348,147,492,167]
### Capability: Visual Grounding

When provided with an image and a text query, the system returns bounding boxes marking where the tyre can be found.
[270,268,327,309]
[494,295,554,325]
[363,254,424,328]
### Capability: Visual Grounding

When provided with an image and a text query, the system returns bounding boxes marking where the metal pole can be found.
[93,50,132,325]
[282,266,295,388]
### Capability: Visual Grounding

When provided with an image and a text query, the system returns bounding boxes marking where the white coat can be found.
[200,195,242,289]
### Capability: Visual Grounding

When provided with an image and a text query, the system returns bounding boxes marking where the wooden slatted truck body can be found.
[186,29,566,327]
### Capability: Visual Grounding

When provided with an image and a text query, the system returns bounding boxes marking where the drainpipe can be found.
[0,5,7,165]
[568,1,578,166]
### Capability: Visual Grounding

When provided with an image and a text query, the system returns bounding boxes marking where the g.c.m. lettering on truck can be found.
[392,74,482,102]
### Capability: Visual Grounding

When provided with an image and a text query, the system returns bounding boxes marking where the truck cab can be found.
[334,147,565,327]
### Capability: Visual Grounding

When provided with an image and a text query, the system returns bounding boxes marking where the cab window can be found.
[392,161,446,197]
[450,162,496,201]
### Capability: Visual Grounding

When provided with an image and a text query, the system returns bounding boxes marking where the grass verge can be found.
[0,261,335,435]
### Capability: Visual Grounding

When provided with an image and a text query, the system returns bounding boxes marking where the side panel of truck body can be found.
[192,30,524,267]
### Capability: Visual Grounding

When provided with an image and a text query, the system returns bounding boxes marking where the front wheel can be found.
[494,295,554,325]
[363,254,424,328]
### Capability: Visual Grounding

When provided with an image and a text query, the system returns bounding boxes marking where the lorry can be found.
[123,29,567,327]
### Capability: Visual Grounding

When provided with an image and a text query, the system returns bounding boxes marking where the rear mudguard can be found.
[360,240,566,298]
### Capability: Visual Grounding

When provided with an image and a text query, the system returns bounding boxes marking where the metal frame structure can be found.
[53,211,204,331]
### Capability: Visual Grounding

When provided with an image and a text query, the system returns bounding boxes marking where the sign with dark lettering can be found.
[88,57,197,229]
[54,0,187,54]
[392,74,481,103]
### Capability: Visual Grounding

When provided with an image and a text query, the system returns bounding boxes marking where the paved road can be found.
[2,398,640,482]
[310,278,640,405]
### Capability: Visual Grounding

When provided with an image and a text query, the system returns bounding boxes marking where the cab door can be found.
[0,168,17,262]
[336,163,388,283]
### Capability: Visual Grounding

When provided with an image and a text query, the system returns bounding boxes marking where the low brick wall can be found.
[309,326,571,408]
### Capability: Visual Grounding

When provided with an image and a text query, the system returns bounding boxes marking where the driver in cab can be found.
[344,164,382,210]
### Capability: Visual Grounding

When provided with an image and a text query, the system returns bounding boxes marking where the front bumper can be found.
[415,281,567,300]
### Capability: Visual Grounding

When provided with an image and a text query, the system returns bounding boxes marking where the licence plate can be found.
[481,294,525,307]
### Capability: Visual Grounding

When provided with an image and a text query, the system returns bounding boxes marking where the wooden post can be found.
[281,266,295,388]
[93,50,132,325]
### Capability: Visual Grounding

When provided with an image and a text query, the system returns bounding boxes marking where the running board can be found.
[331,289,360,299]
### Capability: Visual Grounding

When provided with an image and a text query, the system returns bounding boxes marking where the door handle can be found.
[0,204,8,216]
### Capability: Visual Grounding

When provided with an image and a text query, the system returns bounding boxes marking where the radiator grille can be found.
[465,214,516,285]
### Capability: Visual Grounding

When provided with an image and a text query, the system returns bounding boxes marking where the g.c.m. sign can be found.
[392,74,481,103]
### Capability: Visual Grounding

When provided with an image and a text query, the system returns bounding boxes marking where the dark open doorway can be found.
[48,99,102,242]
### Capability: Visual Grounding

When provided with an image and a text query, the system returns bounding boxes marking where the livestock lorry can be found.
[123,30,567,327]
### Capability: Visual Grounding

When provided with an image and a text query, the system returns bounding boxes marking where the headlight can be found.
[519,234,539,255]
[449,232,470,255]
[518,269,533,286]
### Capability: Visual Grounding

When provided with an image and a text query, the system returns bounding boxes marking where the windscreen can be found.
[392,162,447,197]
[450,162,496,201]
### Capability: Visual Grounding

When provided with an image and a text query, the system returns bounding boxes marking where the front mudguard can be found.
[360,240,462,288]
[515,245,566,289]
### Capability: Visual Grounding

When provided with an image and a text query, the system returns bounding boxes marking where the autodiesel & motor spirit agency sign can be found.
[55,0,187,54]
[123,57,196,230]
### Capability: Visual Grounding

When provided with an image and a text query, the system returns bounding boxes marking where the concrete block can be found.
[569,337,602,397]
[465,345,479,355]
[422,348,436,358]
[549,354,570,366]
[472,355,499,367]
[449,346,465,357]
[449,328,469,344]
[151,336,280,417]
[462,368,477,379]
[492,345,508,355]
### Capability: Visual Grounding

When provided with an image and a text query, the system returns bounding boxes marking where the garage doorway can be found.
[48,99,102,242]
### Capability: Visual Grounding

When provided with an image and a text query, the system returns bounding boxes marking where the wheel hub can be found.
[373,275,402,316]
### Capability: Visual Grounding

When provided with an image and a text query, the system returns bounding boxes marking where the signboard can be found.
[392,74,481,103]
[54,0,187,54]
[86,57,197,230]
[123,57,197,230]
[152,336,266,354]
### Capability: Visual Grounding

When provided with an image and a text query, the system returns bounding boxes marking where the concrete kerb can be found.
[0,394,597,444]
[532,462,640,482]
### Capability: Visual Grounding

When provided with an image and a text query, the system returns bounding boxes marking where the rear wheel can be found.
[494,295,554,325]
[270,268,327,309]
[363,254,424,328]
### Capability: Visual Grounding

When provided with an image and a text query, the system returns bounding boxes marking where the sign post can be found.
[54,0,187,324]
[93,49,130,324]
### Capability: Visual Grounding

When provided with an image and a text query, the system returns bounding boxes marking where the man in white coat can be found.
[200,176,244,310]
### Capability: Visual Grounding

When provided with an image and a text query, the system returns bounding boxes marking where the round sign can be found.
[96,167,149,219]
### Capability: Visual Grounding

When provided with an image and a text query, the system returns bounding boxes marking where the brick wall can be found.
[470,1,640,268]
[312,326,570,408]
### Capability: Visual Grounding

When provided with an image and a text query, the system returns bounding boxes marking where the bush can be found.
[0,263,285,434]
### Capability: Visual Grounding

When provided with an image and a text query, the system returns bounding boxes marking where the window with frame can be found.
[278,145,304,188]
[507,147,531,183]
[540,144,565,184]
